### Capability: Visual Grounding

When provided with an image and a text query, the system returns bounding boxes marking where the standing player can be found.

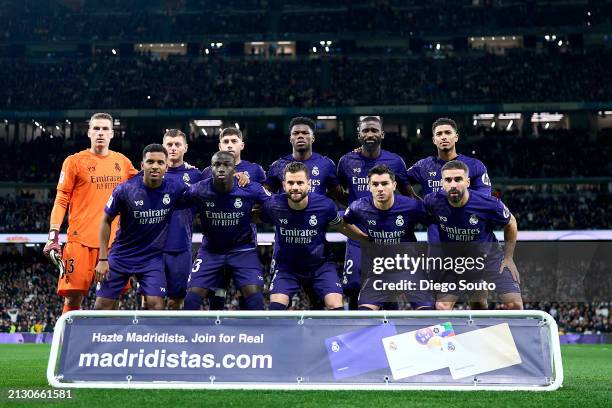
[182,151,271,311]
[337,116,416,309]
[43,112,138,314]
[407,117,491,196]
[160,129,203,309]
[342,165,434,310]
[260,162,368,310]
[202,127,266,309]
[94,144,188,310]
[202,127,266,183]
[423,161,522,310]
[265,117,342,199]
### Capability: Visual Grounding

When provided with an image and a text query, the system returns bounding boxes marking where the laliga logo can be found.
[309,215,318,226]
[163,194,171,205]
[312,166,320,176]
[396,215,404,227]
[331,341,340,353]
[183,173,190,183]
[469,214,479,225]
[234,198,243,209]
[503,204,510,219]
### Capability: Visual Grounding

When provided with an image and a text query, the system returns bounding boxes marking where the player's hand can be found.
[43,230,62,259]
[500,257,520,284]
[235,171,250,187]
[352,146,363,154]
[184,161,196,170]
[94,260,109,283]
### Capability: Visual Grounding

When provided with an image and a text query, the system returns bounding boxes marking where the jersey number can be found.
[192,259,203,272]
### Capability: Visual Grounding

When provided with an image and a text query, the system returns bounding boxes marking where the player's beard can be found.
[288,190,308,204]
[362,138,381,152]
[447,188,465,203]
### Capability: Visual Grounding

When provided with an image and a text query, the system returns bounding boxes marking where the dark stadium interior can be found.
[0,0,610,333]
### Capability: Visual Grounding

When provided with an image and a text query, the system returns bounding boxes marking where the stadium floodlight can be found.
[317,116,337,120]
[312,47,317,53]
[216,42,223,47]
[491,121,496,128]
[558,40,563,46]
[545,35,550,41]
[234,123,240,129]
[205,49,210,55]
[320,41,325,46]
[194,120,223,127]
[507,120,513,131]
[326,41,332,46]
[435,43,441,50]
[325,47,330,52]
[416,128,421,135]
[111,49,117,55]
[473,120,477,126]
[545,123,550,129]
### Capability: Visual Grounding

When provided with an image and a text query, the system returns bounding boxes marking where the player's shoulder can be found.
[423,191,444,206]
[349,195,371,210]
[311,152,336,166]
[241,181,266,194]
[395,193,420,207]
[339,150,360,162]
[412,155,436,168]
[458,154,486,170]
[269,155,292,170]
[108,150,131,161]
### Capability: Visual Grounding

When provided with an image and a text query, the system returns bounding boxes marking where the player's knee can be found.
[94,297,115,310]
[167,298,183,310]
[146,297,164,310]
[504,301,523,310]
[435,302,454,311]
[239,284,262,298]
[324,294,343,310]
[64,294,83,307]
[469,300,488,310]
[358,304,379,311]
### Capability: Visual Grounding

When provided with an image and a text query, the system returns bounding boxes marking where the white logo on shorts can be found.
[396,215,404,227]
[309,215,318,226]
[163,194,171,205]
[234,198,243,208]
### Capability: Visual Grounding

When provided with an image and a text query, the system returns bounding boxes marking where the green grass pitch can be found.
[0,344,610,407]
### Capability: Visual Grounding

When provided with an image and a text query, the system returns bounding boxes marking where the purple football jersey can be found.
[163,164,204,252]
[105,176,187,273]
[261,193,341,269]
[184,179,271,252]
[265,152,338,194]
[407,154,491,196]
[423,190,512,243]
[337,150,410,204]
[202,160,266,184]
[343,195,429,244]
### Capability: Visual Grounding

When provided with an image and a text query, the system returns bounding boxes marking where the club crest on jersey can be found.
[183,173,190,183]
[469,214,479,225]
[396,215,404,227]
[353,167,361,173]
[309,215,318,226]
[312,166,320,176]
[114,162,121,172]
[234,198,243,209]
[438,215,447,222]
[331,341,340,353]
[163,194,171,205]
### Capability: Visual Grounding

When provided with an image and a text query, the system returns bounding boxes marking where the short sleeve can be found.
[125,156,139,178]
[104,184,123,217]
[255,183,273,203]
[259,199,274,224]
[393,156,410,186]
[488,198,512,227]
[406,162,421,185]
[323,157,339,190]
[342,201,360,225]
[325,199,341,226]
[264,161,283,192]
[201,166,212,180]
[253,165,266,184]
[470,160,492,195]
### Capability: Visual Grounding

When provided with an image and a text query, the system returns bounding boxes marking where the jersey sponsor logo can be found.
[309,215,318,226]
[163,194,171,205]
[482,172,491,186]
[183,173,190,183]
[106,196,114,208]
[395,215,404,227]
[59,171,65,184]
[134,200,143,206]
[367,219,376,225]
[312,166,320,176]
[469,214,479,225]
[502,204,511,219]
[234,198,243,209]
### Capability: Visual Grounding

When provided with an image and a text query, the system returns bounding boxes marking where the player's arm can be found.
[471,161,492,194]
[500,214,519,283]
[332,219,368,244]
[44,157,77,259]
[94,212,115,283]
[398,183,422,200]
[327,185,348,206]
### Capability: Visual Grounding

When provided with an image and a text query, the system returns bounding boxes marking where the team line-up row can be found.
[43,114,522,313]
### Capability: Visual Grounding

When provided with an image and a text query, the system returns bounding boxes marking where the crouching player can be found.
[94,144,188,310]
[423,160,522,310]
[342,165,434,311]
[182,151,272,311]
[260,162,368,310]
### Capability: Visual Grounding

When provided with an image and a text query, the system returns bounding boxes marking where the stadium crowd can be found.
[0,248,610,333]
[1,0,609,40]
[1,50,611,110]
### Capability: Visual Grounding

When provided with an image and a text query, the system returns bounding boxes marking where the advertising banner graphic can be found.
[48,311,562,391]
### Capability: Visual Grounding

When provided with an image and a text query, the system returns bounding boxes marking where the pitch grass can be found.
[0,344,610,408]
